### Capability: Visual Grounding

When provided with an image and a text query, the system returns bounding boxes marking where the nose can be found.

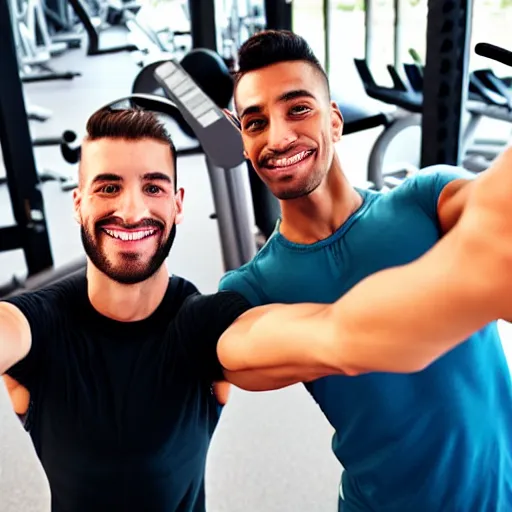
[115,189,151,225]
[267,116,298,153]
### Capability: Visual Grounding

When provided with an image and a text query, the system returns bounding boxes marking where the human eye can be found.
[99,184,119,194]
[289,104,312,116]
[244,118,266,132]
[144,184,163,195]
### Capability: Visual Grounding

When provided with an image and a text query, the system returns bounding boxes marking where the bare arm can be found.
[3,374,30,415]
[0,303,32,375]
[219,148,512,391]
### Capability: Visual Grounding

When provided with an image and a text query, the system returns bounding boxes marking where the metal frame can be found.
[188,0,217,50]
[393,0,403,68]
[0,0,53,275]
[364,0,374,65]
[264,0,293,30]
[420,0,473,167]
[323,0,331,74]
[206,160,257,270]
[66,0,138,56]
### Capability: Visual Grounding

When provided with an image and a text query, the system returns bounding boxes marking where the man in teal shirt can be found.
[220,30,512,511]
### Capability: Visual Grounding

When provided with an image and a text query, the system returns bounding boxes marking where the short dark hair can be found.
[235,30,330,94]
[84,107,177,188]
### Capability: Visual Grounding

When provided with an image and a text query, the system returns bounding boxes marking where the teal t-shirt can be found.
[219,166,512,511]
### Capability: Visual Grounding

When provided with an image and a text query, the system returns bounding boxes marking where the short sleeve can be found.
[175,291,252,382]
[218,267,266,307]
[2,290,54,391]
[408,164,475,221]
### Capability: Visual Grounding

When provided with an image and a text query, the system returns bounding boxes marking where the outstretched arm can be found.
[218,149,512,391]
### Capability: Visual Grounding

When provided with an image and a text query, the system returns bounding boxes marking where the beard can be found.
[271,170,325,200]
[81,223,177,285]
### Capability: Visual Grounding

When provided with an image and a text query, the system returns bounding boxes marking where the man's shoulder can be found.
[407,164,474,196]
[3,272,87,313]
[218,241,281,306]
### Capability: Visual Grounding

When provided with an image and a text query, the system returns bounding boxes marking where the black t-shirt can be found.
[4,273,251,512]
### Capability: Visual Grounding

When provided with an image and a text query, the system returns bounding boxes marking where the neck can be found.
[86,264,170,322]
[279,157,363,245]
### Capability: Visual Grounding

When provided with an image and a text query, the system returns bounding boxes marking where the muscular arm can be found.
[219,149,512,391]
[219,228,499,390]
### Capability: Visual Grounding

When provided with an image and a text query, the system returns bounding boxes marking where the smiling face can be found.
[235,60,343,200]
[73,137,184,285]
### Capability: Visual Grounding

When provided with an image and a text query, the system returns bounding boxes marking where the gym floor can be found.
[1,31,511,512]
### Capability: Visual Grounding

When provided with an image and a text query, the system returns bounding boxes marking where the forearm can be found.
[224,363,344,392]
[331,227,501,374]
[218,302,345,388]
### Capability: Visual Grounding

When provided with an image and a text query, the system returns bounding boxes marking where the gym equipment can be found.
[187,0,265,70]
[26,103,52,121]
[352,59,422,190]
[41,0,83,48]
[354,56,512,188]
[0,2,87,298]
[216,0,265,68]
[0,131,79,191]
[10,0,81,82]
[66,0,138,56]
[475,43,512,71]
[0,0,55,291]
[399,57,512,174]
[123,2,191,65]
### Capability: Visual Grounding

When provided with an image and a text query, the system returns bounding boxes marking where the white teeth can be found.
[104,229,156,241]
[269,150,311,168]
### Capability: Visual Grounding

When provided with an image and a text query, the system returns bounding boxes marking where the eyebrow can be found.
[91,172,172,185]
[239,89,317,120]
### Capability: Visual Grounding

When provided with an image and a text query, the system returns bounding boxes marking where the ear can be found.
[243,149,249,160]
[174,188,185,225]
[330,101,344,143]
[72,188,82,225]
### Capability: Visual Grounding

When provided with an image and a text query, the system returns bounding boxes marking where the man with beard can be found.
[1,105,512,512]
[219,30,512,512]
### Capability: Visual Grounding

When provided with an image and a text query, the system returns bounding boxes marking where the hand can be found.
[2,374,30,415]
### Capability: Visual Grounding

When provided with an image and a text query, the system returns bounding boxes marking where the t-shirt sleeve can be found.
[218,267,266,307]
[175,291,253,383]
[2,290,54,391]
[409,164,475,220]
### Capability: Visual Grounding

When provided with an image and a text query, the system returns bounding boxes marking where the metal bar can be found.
[0,226,22,252]
[264,0,293,31]
[0,0,53,275]
[67,0,137,55]
[323,0,331,74]
[188,0,217,50]
[393,0,403,68]
[364,0,373,65]
[420,0,473,167]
